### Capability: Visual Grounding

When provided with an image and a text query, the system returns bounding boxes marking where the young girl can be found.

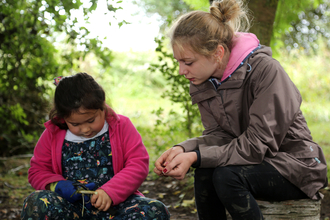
[21,72,170,219]
[154,0,328,219]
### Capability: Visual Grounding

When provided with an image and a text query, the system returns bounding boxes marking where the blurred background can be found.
[0,0,329,218]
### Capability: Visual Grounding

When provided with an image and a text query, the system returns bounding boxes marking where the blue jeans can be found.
[194,161,308,220]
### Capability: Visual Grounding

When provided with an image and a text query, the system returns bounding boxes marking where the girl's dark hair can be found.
[49,72,106,129]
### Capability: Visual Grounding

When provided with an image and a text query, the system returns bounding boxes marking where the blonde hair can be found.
[170,0,251,57]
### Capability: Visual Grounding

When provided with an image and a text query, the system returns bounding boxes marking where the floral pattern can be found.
[61,131,114,187]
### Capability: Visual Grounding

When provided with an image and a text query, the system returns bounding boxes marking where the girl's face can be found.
[64,108,105,138]
[173,45,222,85]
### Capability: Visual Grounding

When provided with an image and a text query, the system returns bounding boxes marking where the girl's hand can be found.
[154,146,184,176]
[161,152,197,180]
[91,189,112,211]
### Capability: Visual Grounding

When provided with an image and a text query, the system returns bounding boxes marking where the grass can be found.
[0,158,34,212]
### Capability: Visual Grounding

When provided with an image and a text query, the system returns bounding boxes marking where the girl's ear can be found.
[214,45,225,60]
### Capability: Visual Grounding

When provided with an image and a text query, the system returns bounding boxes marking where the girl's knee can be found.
[194,168,215,185]
[23,190,48,203]
[212,166,244,189]
[213,166,233,181]
[22,190,53,219]
[121,195,170,219]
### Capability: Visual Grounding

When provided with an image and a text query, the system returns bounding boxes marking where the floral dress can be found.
[21,130,170,220]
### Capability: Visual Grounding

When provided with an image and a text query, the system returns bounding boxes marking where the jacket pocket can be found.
[297,157,320,167]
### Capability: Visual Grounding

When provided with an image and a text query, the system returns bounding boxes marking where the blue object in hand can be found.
[55,180,96,204]
[55,180,81,203]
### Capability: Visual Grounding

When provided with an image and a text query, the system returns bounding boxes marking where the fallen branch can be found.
[8,163,30,174]
[0,154,33,161]
[4,181,31,189]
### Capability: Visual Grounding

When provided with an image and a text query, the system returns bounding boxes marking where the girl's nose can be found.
[178,64,188,76]
[80,124,90,133]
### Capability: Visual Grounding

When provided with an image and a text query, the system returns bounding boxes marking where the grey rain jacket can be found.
[177,45,328,200]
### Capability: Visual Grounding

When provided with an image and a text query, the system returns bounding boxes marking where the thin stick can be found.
[76,190,97,195]
[82,193,85,217]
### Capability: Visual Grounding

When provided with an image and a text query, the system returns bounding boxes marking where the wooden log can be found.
[226,199,321,220]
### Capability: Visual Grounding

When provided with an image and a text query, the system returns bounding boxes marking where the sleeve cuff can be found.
[50,181,59,192]
[191,150,201,168]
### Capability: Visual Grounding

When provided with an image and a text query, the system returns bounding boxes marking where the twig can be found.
[0,154,33,161]
[4,181,31,189]
[8,163,30,173]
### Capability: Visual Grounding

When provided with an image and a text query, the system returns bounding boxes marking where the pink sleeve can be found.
[28,129,65,190]
[100,117,149,205]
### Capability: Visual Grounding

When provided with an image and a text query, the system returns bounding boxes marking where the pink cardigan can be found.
[28,108,149,205]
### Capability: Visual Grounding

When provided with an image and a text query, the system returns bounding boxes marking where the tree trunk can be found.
[247,0,279,46]
[209,0,279,46]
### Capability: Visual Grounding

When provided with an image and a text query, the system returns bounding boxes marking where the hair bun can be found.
[210,0,242,23]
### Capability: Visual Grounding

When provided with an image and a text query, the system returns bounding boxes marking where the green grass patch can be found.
[0,158,34,210]
[308,122,330,178]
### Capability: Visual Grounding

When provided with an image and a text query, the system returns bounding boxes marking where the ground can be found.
[0,157,329,219]
[138,174,198,220]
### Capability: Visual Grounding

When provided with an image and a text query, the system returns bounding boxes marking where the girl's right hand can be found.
[154,146,184,176]
[91,189,112,211]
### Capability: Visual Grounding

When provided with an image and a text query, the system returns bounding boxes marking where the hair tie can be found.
[53,76,63,86]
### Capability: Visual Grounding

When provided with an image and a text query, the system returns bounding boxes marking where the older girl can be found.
[154,0,328,219]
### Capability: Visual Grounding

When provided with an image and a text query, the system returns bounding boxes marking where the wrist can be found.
[173,145,185,153]
[187,151,198,165]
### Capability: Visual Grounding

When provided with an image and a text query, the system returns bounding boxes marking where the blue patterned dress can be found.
[21,130,170,220]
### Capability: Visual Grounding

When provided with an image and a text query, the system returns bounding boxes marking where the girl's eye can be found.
[185,62,193,66]
[88,119,95,123]
[71,124,79,127]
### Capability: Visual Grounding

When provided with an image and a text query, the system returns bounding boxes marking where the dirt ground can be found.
[138,174,198,220]
[0,159,329,220]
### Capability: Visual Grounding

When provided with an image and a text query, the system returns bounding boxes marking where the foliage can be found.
[148,37,202,139]
[95,50,168,124]
[144,108,201,160]
[182,0,209,11]
[0,0,123,156]
[132,0,193,32]
[275,0,330,53]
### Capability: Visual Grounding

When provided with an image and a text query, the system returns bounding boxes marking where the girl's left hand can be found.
[161,152,197,180]
[91,189,112,211]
